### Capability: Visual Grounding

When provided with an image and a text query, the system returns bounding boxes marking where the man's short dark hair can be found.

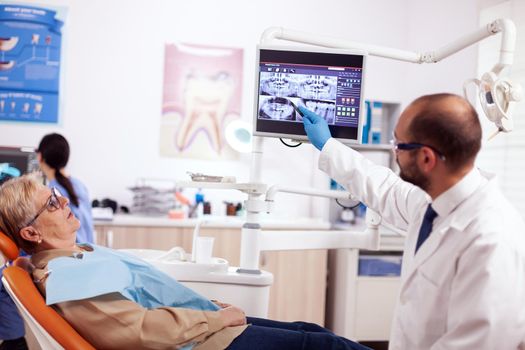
[408,93,482,171]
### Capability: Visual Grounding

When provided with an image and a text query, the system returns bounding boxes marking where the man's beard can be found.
[399,157,430,191]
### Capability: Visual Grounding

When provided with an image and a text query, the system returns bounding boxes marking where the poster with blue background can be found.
[0,4,63,123]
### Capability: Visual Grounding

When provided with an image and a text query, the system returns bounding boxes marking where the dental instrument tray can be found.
[187,172,236,183]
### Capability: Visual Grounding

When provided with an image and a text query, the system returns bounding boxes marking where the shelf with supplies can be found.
[354,100,402,169]
[362,100,402,146]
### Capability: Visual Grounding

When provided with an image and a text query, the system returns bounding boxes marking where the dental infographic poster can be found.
[160,43,243,160]
[0,4,63,124]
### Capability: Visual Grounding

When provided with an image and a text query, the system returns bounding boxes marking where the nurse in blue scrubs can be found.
[36,133,94,244]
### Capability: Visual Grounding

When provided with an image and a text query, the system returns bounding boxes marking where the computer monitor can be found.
[0,146,39,180]
[253,45,366,144]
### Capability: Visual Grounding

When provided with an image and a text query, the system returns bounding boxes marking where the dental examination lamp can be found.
[261,18,523,137]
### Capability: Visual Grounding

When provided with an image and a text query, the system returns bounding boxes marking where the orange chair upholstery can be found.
[0,230,19,261]
[0,231,95,350]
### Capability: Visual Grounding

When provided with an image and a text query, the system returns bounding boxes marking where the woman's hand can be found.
[218,305,247,327]
[212,300,231,309]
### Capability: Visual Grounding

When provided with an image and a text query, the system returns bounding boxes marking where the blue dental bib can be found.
[45,245,220,311]
[45,245,220,349]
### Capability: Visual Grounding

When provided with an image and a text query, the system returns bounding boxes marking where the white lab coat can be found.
[319,139,525,350]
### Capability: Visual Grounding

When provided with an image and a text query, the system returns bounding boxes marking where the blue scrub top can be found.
[48,177,94,244]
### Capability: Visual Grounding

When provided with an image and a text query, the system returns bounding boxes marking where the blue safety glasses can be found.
[390,139,446,161]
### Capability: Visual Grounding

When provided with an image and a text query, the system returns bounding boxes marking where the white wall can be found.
[0,0,482,219]
[404,0,480,102]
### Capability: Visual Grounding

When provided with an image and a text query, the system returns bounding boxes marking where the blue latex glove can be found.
[299,106,332,151]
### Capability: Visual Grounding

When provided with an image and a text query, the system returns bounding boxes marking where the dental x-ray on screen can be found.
[253,46,366,144]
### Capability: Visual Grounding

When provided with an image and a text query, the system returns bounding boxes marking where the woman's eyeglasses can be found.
[25,187,63,227]
[390,139,446,161]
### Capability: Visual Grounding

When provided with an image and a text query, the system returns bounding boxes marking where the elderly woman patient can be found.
[0,175,371,350]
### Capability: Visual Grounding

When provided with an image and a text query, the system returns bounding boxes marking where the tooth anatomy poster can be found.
[160,43,243,160]
[0,4,63,124]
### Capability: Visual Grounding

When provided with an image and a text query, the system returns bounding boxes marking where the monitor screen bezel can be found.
[253,44,367,145]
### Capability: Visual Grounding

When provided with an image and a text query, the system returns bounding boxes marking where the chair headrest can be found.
[0,231,19,261]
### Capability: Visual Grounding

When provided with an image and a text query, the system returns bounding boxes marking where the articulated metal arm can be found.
[261,19,516,66]
[260,19,522,135]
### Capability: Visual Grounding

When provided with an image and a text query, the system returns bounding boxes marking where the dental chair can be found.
[0,231,95,350]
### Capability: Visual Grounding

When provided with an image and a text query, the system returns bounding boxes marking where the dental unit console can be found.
[254,46,366,144]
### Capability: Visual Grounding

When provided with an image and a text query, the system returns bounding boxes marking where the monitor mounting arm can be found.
[261,19,523,136]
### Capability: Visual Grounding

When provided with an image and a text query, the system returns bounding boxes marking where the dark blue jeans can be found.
[0,266,25,340]
[227,317,372,350]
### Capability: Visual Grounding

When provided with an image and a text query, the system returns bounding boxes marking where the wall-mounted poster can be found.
[160,43,243,160]
[0,4,63,124]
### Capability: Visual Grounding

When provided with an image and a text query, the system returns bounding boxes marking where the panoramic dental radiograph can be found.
[304,99,335,123]
[259,96,297,121]
[297,75,337,100]
[260,73,298,97]
[258,72,337,123]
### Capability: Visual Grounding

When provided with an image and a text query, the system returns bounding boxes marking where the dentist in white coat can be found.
[299,93,525,349]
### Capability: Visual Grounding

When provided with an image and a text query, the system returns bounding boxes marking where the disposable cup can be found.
[195,237,215,264]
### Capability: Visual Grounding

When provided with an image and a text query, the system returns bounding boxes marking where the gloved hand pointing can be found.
[299,106,332,151]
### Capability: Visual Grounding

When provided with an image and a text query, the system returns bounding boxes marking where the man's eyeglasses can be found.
[25,187,63,227]
[390,139,446,161]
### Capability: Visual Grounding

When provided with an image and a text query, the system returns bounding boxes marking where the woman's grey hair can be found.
[0,174,42,253]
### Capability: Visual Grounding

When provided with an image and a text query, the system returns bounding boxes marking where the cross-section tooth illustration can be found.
[176,72,234,152]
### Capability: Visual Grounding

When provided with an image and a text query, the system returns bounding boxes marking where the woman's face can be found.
[30,185,80,249]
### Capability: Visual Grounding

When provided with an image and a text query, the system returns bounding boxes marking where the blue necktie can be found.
[415,204,438,254]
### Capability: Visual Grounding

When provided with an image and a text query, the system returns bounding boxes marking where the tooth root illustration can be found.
[34,103,43,114]
[176,74,233,152]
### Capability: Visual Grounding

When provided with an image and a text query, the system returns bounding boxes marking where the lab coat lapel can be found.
[403,226,448,286]
[400,179,495,292]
